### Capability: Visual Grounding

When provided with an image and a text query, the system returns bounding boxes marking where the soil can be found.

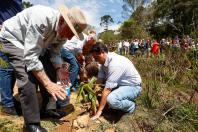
[1,83,197,132]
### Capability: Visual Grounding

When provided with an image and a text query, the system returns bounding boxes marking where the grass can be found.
[0,47,198,131]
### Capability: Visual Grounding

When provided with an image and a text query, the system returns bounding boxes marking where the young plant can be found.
[77,77,100,114]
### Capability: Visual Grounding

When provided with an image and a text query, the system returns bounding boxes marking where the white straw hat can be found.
[59,5,87,39]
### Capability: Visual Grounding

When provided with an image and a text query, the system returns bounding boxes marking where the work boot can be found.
[1,106,17,115]
[23,123,47,132]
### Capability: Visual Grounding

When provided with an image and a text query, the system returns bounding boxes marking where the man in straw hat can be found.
[0,4,87,132]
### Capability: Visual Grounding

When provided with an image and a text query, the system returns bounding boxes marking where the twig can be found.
[162,106,175,116]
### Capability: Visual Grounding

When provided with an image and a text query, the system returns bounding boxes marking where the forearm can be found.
[98,88,111,111]
[32,70,52,88]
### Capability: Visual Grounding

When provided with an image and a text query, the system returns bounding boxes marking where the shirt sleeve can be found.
[24,22,47,71]
[105,66,123,89]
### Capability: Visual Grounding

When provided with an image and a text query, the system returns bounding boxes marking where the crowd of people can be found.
[116,36,198,56]
[0,1,142,132]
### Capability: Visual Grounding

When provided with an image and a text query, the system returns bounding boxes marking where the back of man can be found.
[99,52,141,87]
[0,5,60,50]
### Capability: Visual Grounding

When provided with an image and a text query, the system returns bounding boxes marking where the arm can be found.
[24,20,66,100]
[32,70,66,101]
[91,66,123,120]
[91,88,111,120]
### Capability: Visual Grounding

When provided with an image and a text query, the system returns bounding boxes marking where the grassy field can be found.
[0,47,198,132]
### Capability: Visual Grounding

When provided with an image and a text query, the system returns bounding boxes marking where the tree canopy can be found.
[119,0,198,39]
[100,15,114,31]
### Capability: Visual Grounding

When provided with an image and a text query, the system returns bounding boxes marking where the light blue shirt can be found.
[0,5,66,71]
[98,52,141,89]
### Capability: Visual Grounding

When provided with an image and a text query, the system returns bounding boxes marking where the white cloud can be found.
[23,0,123,33]
[109,23,121,30]
[98,23,121,33]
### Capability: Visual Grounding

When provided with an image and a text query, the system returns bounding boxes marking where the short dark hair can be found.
[89,42,108,54]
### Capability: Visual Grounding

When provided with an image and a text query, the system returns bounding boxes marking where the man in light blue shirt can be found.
[90,42,142,120]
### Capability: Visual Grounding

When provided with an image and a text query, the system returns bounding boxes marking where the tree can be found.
[119,18,148,39]
[98,30,121,44]
[22,1,33,9]
[153,0,198,37]
[100,15,114,31]
[122,0,153,18]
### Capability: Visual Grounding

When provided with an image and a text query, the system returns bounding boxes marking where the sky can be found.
[23,0,126,33]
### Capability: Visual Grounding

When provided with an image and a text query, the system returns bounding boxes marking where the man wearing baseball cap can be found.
[0,4,87,132]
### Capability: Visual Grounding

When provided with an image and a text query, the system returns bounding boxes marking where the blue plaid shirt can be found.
[0,0,22,24]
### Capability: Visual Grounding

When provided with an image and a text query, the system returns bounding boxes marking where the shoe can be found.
[42,109,66,119]
[23,123,47,132]
[1,106,17,115]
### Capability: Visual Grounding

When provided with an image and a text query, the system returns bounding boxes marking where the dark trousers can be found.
[1,39,56,123]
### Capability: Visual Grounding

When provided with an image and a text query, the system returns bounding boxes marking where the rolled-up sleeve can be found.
[105,66,123,89]
[24,24,45,71]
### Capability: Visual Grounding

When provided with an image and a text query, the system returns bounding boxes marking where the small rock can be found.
[73,120,79,129]
[76,114,90,128]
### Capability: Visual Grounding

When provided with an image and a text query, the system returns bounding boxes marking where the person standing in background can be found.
[0,0,23,115]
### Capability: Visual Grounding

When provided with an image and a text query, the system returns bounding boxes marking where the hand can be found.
[45,82,66,101]
[91,110,102,120]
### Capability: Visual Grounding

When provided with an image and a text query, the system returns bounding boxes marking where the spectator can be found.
[0,0,23,115]
[151,41,159,55]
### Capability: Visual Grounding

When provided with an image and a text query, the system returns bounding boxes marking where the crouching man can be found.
[90,42,142,120]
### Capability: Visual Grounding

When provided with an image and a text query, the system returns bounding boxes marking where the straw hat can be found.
[59,5,87,40]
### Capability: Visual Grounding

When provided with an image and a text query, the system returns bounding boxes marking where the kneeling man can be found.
[90,42,142,120]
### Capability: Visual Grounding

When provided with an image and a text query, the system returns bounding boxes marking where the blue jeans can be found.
[107,85,141,113]
[61,48,80,88]
[0,51,15,108]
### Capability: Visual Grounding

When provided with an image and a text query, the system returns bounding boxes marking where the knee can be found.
[107,94,121,109]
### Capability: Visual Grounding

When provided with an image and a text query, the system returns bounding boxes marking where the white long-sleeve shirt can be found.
[62,33,88,55]
[0,5,66,71]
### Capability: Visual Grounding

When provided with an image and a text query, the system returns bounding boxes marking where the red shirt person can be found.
[151,41,159,55]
